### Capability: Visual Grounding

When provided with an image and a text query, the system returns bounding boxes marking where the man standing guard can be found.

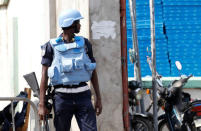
[38,9,102,131]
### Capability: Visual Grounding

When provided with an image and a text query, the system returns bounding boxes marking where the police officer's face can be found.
[74,20,81,34]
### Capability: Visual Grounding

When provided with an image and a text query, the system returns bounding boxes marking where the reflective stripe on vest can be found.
[48,36,96,86]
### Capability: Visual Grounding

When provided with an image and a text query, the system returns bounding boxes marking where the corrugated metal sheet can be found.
[126,0,169,77]
[163,0,201,76]
[127,0,201,77]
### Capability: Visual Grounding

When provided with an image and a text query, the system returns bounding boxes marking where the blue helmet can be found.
[59,9,83,28]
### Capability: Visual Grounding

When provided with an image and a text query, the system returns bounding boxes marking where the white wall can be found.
[0,0,50,98]
[6,0,50,92]
[0,0,52,129]
[0,0,50,112]
[0,7,11,108]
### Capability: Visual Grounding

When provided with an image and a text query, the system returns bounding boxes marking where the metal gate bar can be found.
[0,97,41,131]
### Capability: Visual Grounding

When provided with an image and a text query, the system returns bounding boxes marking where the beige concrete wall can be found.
[89,0,124,130]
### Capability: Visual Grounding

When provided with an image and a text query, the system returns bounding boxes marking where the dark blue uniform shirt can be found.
[41,37,96,67]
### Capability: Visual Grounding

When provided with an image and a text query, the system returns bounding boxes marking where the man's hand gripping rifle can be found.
[23,72,52,131]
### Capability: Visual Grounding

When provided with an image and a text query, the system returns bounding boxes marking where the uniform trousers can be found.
[53,90,97,131]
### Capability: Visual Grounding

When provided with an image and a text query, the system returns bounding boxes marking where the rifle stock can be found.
[23,72,40,98]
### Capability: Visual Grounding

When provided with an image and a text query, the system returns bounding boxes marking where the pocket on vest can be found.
[62,59,73,73]
[74,59,84,70]
[85,63,96,71]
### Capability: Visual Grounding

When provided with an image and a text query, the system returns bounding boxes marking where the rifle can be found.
[23,72,40,98]
[23,72,52,131]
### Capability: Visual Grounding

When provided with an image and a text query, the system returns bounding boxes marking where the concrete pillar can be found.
[49,0,56,38]
[89,0,124,130]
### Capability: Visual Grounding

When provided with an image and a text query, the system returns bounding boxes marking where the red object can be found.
[120,0,130,130]
[191,104,201,116]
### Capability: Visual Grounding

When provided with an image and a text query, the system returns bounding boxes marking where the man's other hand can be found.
[95,99,102,116]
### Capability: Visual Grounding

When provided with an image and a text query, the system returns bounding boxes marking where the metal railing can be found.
[0,97,41,131]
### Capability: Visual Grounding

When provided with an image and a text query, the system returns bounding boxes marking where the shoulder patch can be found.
[41,44,47,57]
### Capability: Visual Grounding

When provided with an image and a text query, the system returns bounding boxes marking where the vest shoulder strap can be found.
[49,36,86,52]
[50,37,63,46]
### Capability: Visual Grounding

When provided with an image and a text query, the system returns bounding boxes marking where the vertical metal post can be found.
[11,100,15,131]
[120,0,130,130]
[128,0,145,113]
[149,0,158,131]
